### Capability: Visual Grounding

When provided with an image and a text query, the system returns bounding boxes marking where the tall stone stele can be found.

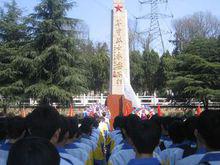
[110,0,130,95]
[107,0,133,129]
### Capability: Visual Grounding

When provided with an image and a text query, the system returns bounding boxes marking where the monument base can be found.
[106,95,133,130]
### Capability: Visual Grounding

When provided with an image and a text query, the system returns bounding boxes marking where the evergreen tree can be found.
[168,38,220,109]
[142,50,160,95]
[156,51,176,97]
[0,0,28,113]
[130,50,144,93]
[26,0,87,105]
[183,37,220,63]
[89,43,109,93]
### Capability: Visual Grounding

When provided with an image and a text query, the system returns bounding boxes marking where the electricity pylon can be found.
[137,0,172,53]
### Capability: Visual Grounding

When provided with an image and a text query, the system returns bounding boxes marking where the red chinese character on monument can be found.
[113,71,117,77]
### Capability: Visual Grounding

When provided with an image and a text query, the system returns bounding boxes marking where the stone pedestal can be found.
[106,95,132,130]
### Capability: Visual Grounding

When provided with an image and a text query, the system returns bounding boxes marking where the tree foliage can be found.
[173,12,220,54]
[0,0,28,112]
[0,0,111,108]
[168,38,220,109]
[183,37,220,63]
[155,51,176,97]
[130,50,144,93]
[142,50,160,95]
[167,12,220,107]
[88,43,109,93]
[1,2,220,110]
[25,0,87,104]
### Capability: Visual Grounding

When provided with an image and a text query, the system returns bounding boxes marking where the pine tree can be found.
[26,0,87,105]
[168,38,220,109]
[130,50,144,93]
[89,43,109,93]
[0,0,28,113]
[142,50,160,95]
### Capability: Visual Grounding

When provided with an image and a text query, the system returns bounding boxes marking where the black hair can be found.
[183,117,197,142]
[196,110,220,150]
[93,117,100,128]
[79,117,94,135]
[7,137,60,165]
[168,120,185,144]
[123,114,141,139]
[102,112,106,117]
[160,116,174,132]
[0,117,7,140]
[67,117,79,139]
[6,116,26,140]
[113,115,125,130]
[26,105,61,140]
[151,115,160,124]
[132,120,161,154]
[58,116,69,143]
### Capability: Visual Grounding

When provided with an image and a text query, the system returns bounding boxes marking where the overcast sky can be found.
[1,0,220,53]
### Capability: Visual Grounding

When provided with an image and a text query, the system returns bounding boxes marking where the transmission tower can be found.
[137,0,172,53]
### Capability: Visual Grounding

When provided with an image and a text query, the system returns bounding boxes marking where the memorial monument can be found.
[107,0,141,129]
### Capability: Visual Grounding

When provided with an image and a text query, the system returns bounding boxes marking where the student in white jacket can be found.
[178,110,220,165]
[26,105,83,165]
[7,137,60,165]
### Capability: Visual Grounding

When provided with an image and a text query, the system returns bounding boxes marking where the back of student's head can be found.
[151,115,160,125]
[160,116,173,133]
[6,116,26,140]
[132,120,161,154]
[196,110,220,150]
[79,117,94,135]
[7,137,60,165]
[26,105,61,140]
[183,117,197,142]
[113,115,125,130]
[67,117,79,139]
[93,117,100,128]
[123,114,141,139]
[0,117,7,140]
[168,120,185,144]
[57,116,69,144]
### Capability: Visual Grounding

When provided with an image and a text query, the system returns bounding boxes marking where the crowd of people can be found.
[0,105,219,165]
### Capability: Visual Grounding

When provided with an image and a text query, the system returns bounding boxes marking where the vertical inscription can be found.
[112,13,124,86]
